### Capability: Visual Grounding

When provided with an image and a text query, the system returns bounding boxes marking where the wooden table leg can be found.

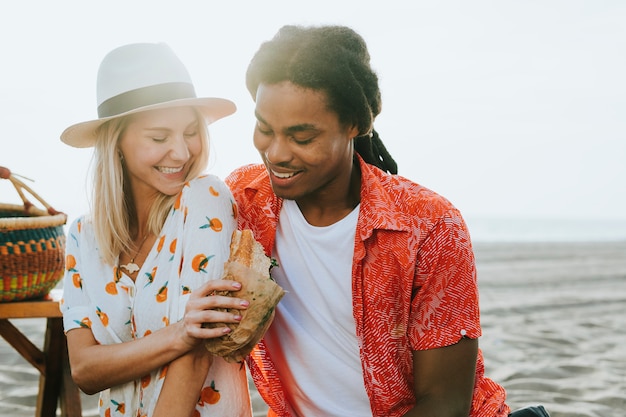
[0,296,83,417]
[60,332,83,417]
[36,317,63,417]
[0,318,46,374]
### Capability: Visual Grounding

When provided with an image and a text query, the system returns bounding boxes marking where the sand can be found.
[1,241,625,417]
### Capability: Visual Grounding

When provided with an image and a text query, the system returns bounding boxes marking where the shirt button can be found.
[460,329,467,336]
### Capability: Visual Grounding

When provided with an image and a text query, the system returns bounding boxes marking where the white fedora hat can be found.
[61,42,236,148]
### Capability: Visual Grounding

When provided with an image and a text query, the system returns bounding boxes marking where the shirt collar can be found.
[242,155,412,236]
[356,155,412,240]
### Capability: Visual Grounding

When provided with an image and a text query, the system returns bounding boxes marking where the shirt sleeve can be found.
[60,217,94,333]
[174,175,237,321]
[409,209,482,350]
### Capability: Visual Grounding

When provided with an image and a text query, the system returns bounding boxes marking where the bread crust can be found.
[203,230,285,362]
[228,229,271,273]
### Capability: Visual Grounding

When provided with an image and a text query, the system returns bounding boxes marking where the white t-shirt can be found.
[264,199,372,417]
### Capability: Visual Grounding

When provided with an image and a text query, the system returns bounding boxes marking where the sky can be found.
[1,1,625,240]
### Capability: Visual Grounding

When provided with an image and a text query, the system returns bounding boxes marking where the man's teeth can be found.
[158,166,183,174]
[272,170,296,179]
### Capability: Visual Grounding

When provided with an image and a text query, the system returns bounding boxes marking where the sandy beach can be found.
[1,241,625,417]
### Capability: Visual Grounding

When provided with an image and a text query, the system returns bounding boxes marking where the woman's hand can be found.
[178,279,250,349]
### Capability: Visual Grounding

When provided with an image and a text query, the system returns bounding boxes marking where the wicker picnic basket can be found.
[0,166,67,302]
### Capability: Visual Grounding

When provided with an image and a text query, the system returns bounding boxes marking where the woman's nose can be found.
[169,135,190,161]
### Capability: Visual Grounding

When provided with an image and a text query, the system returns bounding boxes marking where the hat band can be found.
[97,82,197,118]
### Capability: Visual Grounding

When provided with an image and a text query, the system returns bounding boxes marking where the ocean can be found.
[466,217,626,243]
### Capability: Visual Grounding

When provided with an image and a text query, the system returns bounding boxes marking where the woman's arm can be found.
[152,278,249,417]
[66,279,246,395]
[403,337,478,417]
[152,344,212,417]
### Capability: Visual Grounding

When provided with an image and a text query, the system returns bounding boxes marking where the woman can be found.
[60,43,252,417]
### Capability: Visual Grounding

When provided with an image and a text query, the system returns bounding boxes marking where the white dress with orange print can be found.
[60,175,252,417]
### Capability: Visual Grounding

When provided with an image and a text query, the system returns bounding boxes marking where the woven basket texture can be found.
[1,169,67,302]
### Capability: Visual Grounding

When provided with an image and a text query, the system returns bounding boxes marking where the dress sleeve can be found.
[60,217,93,333]
[174,175,237,321]
[409,209,482,350]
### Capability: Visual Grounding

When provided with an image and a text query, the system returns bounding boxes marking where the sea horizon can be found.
[466,216,626,243]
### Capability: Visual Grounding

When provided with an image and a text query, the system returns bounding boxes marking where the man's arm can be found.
[403,337,478,417]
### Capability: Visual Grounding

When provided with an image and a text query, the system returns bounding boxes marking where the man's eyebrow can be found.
[285,124,318,134]
[254,111,318,134]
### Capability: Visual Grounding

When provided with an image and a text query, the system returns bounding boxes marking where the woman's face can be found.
[253,81,359,203]
[118,106,202,199]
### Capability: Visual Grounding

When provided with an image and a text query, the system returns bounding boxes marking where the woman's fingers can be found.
[185,298,243,324]
[181,279,250,342]
[186,280,250,313]
[181,305,239,341]
[191,279,242,298]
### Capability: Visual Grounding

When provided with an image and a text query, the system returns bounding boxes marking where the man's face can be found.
[253,81,358,203]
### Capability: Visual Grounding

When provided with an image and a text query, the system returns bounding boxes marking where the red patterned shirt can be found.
[226,155,509,417]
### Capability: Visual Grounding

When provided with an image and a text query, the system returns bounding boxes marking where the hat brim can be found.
[61,97,236,148]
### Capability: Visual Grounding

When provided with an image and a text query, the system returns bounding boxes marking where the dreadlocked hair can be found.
[246,24,398,174]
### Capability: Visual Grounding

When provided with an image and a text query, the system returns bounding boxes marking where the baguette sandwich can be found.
[203,229,285,363]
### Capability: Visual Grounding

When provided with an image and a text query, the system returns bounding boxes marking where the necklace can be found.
[120,234,150,274]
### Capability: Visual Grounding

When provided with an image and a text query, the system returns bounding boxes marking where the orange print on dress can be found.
[141,374,151,388]
[74,316,92,329]
[66,254,77,271]
[182,285,191,295]
[159,364,168,379]
[104,408,110,417]
[169,238,178,262]
[156,282,168,303]
[105,281,118,295]
[144,266,158,287]
[96,307,109,327]
[113,265,122,282]
[110,399,125,414]
[191,253,215,273]
[200,217,222,232]
[157,235,165,252]
[209,185,219,197]
[198,381,221,406]
[173,192,183,211]
[72,273,82,289]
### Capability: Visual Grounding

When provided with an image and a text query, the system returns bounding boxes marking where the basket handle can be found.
[0,166,63,216]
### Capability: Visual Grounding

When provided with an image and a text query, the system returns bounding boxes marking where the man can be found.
[227,25,549,417]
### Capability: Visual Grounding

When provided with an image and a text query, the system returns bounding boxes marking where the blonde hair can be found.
[90,109,210,265]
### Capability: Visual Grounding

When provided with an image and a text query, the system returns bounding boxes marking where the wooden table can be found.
[0,289,82,417]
